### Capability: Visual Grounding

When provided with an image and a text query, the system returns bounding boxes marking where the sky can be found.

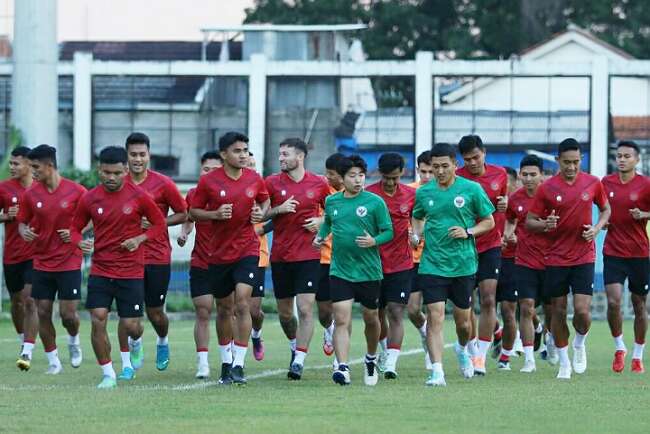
[0,0,254,41]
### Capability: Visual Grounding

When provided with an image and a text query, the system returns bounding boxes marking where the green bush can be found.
[60,166,99,189]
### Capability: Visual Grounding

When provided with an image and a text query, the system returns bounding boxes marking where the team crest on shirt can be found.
[490,181,500,191]
[122,205,133,215]
[356,206,368,217]
[454,196,466,208]
[399,204,409,213]
[581,192,590,201]
[630,192,639,201]
[306,190,315,199]
[60,200,69,209]
[36,201,42,208]
[246,188,255,198]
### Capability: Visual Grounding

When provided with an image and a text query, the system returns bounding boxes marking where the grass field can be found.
[0,316,649,433]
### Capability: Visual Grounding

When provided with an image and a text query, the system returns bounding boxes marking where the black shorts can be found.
[4,260,33,294]
[515,265,548,303]
[419,274,475,309]
[477,247,501,283]
[604,255,650,296]
[271,260,320,299]
[411,263,424,293]
[316,264,331,302]
[330,276,380,310]
[144,264,170,308]
[86,275,144,318]
[31,269,81,301]
[496,257,517,302]
[208,256,258,299]
[544,263,595,298]
[190,266,211,299]
[380,269,412,308]
[252,267,266,298]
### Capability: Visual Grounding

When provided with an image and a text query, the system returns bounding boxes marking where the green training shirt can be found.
[318,190,393,282]
[412,176,495,278]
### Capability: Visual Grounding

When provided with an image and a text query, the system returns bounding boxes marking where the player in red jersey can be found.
[407,150,435,370]
[504,155,549,373]
[179,151,222,379]
[190,132,270,385]
[368,153,416,379]
[601,141,650,374]
[0,146,38,362]
[527,138,610,379]
[121,132,187,373]
[71,146,166,388]
[456,135,508,375]
[16,145,86,374]
[264,138,330,380]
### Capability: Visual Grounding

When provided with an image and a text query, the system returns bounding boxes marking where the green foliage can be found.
[60,166,99,189]
[0,126,24,180]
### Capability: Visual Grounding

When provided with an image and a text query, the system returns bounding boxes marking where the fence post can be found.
[73,52,93,171]
[415,51,434,163]
[248,54,267,173]
[590,56,609,177]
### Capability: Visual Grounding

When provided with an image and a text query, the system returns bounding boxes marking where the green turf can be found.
[0,317,649,433]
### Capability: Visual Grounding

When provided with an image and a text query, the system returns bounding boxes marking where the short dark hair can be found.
[617,140,640,154]
[99,146,128,165]
[505,166,517,179]
[280,137,308,157]
[520,155,543,171]
[201,151,221,164]
[27,144,57,168]
[558,138,580,155]
[336,154,367,178]
[11,146,31,158]
[431,142,456,160]
[458,135,484,155]
[218,131,249,152]
[416,150,431,166]
[125,132,150,150]
[325,152,346,171]
[378,152,405,174]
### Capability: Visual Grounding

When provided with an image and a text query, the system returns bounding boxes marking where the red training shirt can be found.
[457,164,508,253]
[190,167,269,264]
[265,171,329,263]
[71,182,166,279]
[506,187,548,270]
[529,172,608,267]
[0,178,35,264]
[17,178,86,272]
[601,173,650,258]
[186,188,211,270]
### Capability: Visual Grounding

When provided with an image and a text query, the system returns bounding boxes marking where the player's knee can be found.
[195,306,211,322]
[520,303,535,319]
[37,304,52,319]
[91,313,107,328]
[480,295,496,309]
[387,305,403,324]
[234,299,249,316]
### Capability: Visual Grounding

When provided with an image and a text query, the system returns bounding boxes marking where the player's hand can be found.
[544,210,559,231]
[20,226,39,242]
[355,230,376,248]
[78,239,94,254]
[503,232,517,246]
[581,224,598,242]
[629,208,648,220]
[56,229,71,243]
[121,236,144,252]
[7,204,19,219]
[177,233,188,247]
[214,204,233,220]
[250,204,264,224]
[448,226,468,239]
[302,216,322,233]
[141,217,151,229]
[278,196,299,214]
[410,232,421,248]
[312,236,324,250]
[496,195,508,212]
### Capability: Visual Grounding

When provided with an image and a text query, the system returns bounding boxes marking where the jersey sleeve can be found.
[528,184,548,217]
[412,188,426,220]
[70,193,91,245]
[164,178,188,213]
[593,180,608,210]
[317,196,333,239]
[16,192,33,224]
[373,197,394,246]
[190,176,210,209]
[139,193,167,240]
[255,175,270,204]
[505,194,517,222]
[473,184,496,219]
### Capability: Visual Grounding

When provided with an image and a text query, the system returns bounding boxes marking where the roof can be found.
[58,40,242,61]
[201,24,367,33]
[612,116,650,140]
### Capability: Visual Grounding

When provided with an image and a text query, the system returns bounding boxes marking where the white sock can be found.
[326,322,335,337]
[535,323,544,334]
[197,350,208,366]
[18,333,24,343]
[501,347,513,358]
[128,336,142,346]
[419,323,427,338]
[219,342,233,365]
[432,362,443,374]
[558,345,570,367]
[379,337,388,352]
[613,334,627,352]
[21,341,35,357]
[233,342,247,367]
[101,361,116,379]
[546,332,555,347]
[68,334,80,346]
[573,332,588,348]
[46,349,61,366]
[120,351,132,369]
[467,338,479,357]
[157,335,168,346]
[633,342,645,360]
[294,348,307,366]
[289,338,297,352]
[386,348,400,371]
[477,339,491,358]
[365,353,377,363]
[523,345,534,362]
[251,328,262,339]
[454,341,468,354]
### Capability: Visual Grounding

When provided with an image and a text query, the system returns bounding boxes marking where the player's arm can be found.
[357,201,394,248]
[177,220,194,247]
[525,185,556,233]
[0,197,10,223]
[251,198,270,224]
[70,196,92,252]
[122,195,166,252]
[313,203,332,248]
[188,178,230,221]
[582,200,611,242]
[16,196,38,242]
[255,220,274,236]
[449,214,495,239]
[164,180,188,227]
